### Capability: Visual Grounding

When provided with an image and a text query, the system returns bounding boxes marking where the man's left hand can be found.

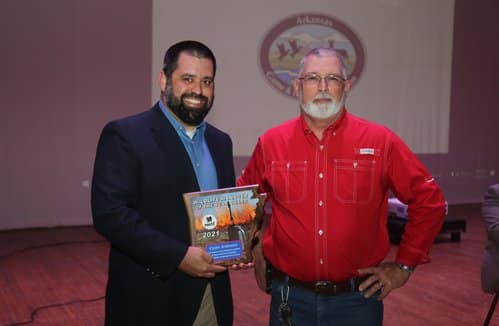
[229,262,254,270]
[357,261,411,300]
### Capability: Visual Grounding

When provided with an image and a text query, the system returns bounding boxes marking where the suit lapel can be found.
[149,104,199,190]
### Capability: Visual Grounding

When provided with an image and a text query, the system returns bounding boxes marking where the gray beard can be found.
[300,91,345,119]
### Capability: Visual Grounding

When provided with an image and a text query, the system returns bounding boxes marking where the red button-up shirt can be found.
[237,110,446,282]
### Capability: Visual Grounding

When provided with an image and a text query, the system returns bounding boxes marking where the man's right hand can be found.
[178,246,226,278]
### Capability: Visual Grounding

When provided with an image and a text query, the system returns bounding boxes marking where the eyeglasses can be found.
[298,73,345,89]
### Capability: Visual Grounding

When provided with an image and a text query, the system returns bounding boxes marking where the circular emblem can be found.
[259,13,366,98]
[202,214,217,230]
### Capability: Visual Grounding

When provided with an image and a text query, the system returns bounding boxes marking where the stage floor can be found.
[0,204,496,325]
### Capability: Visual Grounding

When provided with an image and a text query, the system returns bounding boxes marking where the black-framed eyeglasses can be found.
[298,73,345,88]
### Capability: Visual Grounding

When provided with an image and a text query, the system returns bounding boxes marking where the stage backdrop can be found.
[152,0,454,155]
[6,0,498,231]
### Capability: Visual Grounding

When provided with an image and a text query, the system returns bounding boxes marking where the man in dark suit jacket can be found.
[91,40,234,325]
[482,184,499,294]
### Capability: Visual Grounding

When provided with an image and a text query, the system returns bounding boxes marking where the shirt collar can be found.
[300,107,348,135]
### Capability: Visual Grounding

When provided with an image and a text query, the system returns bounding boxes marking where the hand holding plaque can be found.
[183,185,266,266]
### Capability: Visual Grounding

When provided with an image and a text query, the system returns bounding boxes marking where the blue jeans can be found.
[270,279,383,326]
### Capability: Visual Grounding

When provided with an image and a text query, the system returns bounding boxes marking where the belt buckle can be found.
[314,281,335,293]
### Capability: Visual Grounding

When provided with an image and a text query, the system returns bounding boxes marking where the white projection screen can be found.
[152,0,454,155]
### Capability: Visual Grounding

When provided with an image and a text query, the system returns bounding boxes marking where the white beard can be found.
[300,91,345,119]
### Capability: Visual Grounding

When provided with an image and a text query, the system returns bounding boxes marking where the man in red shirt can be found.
[237,48,446,325]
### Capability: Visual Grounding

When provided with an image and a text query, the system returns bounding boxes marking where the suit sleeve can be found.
[483,184,499,233]
[91,121,187,279]
[481,185,499,293]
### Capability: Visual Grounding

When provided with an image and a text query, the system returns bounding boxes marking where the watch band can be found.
[397,263,415,274]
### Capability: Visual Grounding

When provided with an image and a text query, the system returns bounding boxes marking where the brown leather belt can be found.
[272,269,365,296]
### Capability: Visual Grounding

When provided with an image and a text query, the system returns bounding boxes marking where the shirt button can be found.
[333,132,336,136]
[319,172,324,179]
[319,200,324,206]
[196,163,200,167]
[320,259,324,264]
[318,229,324,236]
[319,145,324,150]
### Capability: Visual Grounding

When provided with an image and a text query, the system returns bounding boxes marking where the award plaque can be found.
[183,185,266,266]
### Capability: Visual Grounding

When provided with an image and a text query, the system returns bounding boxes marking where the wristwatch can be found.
[397,263,415,274]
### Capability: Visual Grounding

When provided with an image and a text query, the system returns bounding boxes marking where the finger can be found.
[202,251,214,263]
[358,275,380,291]
[357,267,377,275]
[201,264,225,278]
[362,280,384,298]
[207,264,227,273]
[227,262,254,271]
[202,271,216,278]
[377,289,389,300]
[377,283,392,300]
[239,262,254,269]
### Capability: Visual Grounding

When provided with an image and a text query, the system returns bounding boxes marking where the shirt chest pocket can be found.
[269,160,308,204]
[333,159,375,204]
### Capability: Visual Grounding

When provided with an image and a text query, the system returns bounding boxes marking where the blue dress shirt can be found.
[158,100,218,191]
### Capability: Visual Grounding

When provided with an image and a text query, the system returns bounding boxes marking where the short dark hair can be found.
[162,40,216,79]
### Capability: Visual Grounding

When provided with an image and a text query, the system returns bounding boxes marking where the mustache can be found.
[182,92,208,102]
[313,92,334,100]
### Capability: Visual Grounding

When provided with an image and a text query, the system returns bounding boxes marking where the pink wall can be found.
[1,0,498,229]
[416,0,499,203]
[1,0,152,229]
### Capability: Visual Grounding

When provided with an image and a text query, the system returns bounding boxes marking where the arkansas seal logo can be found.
[259,13,365,98]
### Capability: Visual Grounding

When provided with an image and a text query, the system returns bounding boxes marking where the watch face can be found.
[398,264,414,273]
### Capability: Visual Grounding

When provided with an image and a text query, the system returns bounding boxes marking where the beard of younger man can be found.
[163,84,213,126]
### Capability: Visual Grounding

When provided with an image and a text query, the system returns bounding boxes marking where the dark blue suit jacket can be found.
[91,104,235,325]
[482,184,499,294]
